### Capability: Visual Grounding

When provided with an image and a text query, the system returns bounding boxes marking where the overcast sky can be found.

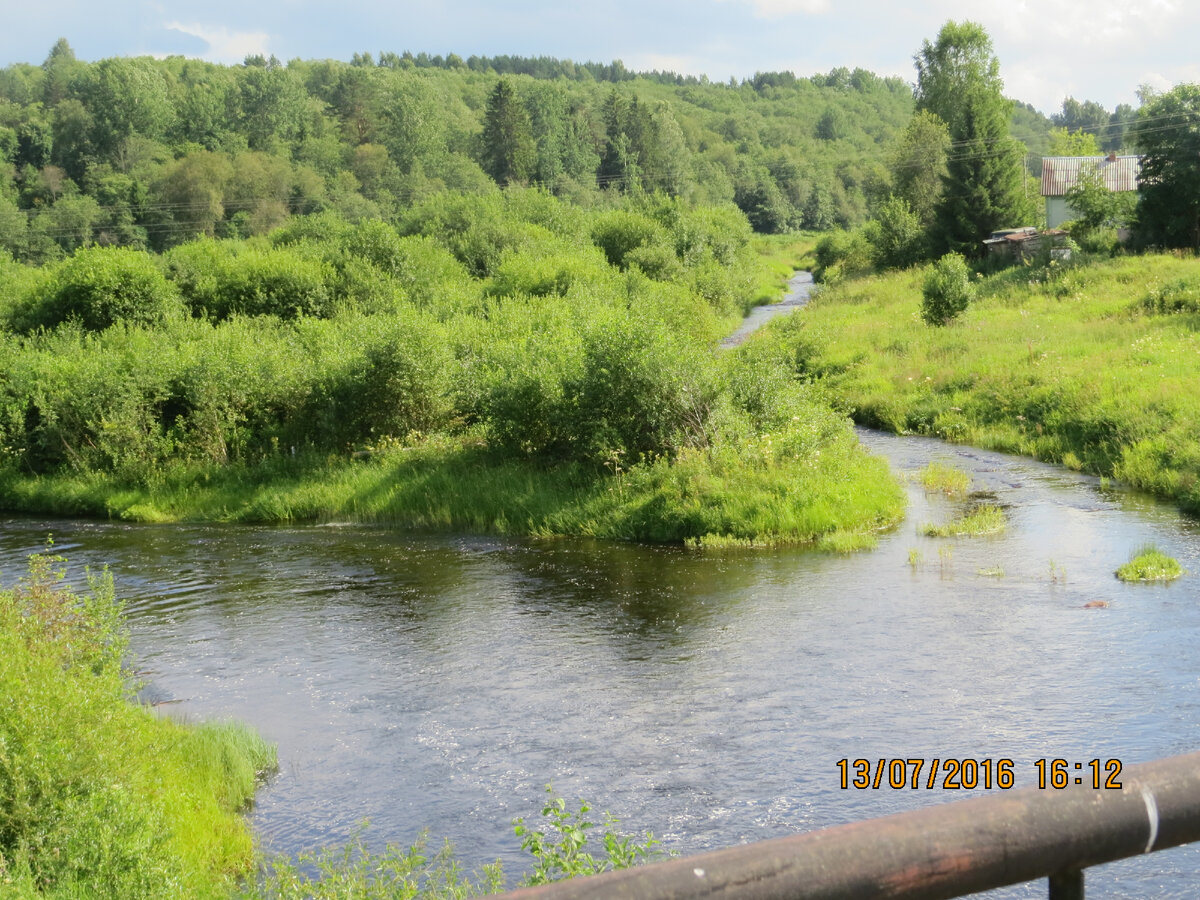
[2,0,1195,115]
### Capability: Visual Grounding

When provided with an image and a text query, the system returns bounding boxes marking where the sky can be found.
[1,0,1196,116]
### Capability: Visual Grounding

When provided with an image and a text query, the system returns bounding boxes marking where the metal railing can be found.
[499,751,1200,900]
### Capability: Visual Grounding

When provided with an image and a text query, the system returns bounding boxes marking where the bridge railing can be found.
[497,750,1200,900]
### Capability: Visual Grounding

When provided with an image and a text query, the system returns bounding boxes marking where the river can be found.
[2,428,1199,897]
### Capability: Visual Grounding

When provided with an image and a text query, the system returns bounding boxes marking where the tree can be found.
[1064,164,1135,232]
[890,110,949,228]
[914,21,1030,254]
[480,78,536,186]
[1131,83,1200,249]
[1047,127,1101,157]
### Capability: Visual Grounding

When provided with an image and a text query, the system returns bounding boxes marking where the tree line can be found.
[0,39,924,263]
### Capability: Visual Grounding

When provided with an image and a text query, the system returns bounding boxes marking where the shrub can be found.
[870,196,927,270]
[921,252,974,325]
[28,247,181,332]
[813,228,873,283]
[590,209,668,269]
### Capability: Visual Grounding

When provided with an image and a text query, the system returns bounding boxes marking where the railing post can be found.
[1048,869,1083,900]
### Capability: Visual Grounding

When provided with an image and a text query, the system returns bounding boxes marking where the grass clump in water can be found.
[921,504,1006,537]
[0,550,276,899]
[1115,544,1183,582]
[914,462,970,496]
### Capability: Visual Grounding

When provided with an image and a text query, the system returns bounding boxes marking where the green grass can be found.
[746,233,820,309]
[913,461,970,496]
[921,504,1006,537]
[0,552,276,898]
[0,428,905,548]
[775,252,1200,514]
[1115,544,1183,582]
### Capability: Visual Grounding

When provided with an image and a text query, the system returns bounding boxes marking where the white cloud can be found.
[715,0,831,20]
[164,22,273,63]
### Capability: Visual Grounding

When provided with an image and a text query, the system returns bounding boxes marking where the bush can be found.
[813,228,873,283]
[870,196,927,270]
[921,252,974,325]
[27,247,181,332]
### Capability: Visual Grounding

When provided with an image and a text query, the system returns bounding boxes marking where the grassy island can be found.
[0,194,904,547]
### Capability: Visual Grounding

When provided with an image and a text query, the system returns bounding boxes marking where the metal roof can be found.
[1041,155,1141,196]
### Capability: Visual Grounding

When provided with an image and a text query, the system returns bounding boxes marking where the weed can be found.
[1116,544,1183,582]
[921,505,1006,537]
[914,461,970,496]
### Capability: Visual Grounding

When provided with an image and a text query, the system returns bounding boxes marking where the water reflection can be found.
[2,430,1199,897]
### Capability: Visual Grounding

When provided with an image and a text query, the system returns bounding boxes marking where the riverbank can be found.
[0,553,275,898]
[0,410,903,548]
[775,251,1200,514]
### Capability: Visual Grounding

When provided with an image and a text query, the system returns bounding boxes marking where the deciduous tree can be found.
[1131,84,1200,249]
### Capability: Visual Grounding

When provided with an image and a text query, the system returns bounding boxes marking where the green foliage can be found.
[870,196,927,269]
[481,79,537,186]
[915,21,1032,253]
[1064,163,1136,232]
[165,240,335,319]
[921,252,975,325]
[1047,126,1101,157]
[25,246,181,332]
[1115,544,1183,582]
[813,228,873,283]
[0,551,275,898]
[1131,84,1200,250]
[922,504,1005,536]
[514,788,661,886]
[243,829,504,900]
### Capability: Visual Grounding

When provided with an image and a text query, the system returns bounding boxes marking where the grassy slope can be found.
[785,252,1200,511]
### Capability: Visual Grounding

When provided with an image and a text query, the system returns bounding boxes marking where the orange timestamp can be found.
[836,757,1125,790]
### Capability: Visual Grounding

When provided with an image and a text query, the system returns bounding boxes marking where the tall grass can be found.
[775,252,1200,513]
[0,552,276,898]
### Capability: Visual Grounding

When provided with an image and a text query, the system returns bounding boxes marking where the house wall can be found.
[1046,196,1077,229]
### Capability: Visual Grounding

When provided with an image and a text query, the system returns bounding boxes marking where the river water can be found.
[3,429,1199,897]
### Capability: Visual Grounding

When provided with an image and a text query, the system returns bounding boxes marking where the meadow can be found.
[772,250,1200,512]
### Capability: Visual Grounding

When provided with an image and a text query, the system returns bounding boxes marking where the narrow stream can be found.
[2,429,1199,897]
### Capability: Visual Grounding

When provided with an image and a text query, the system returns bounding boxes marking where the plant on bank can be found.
[0,551,276,899]
[244,788,662,899]
[921,252,975,325]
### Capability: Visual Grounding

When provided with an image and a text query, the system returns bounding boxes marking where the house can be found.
[1040,153,1141,228]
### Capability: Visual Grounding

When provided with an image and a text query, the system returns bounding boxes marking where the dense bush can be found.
[21,247,181,332]
[812,228,874,283]
[921,252,974,325]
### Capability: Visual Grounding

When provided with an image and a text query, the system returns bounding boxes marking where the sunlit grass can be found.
[913,461,970,496]
[0,429,904,549]
[1115,544,1183,582]
[781,252,1200,514]
[0,555,275,898]
[921,504,1006,537]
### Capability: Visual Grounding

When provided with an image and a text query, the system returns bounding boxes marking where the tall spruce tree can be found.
[480,78,536,186]
[914,21,1030,255]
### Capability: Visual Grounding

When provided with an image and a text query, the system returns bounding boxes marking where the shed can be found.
[1040,153,1141,228]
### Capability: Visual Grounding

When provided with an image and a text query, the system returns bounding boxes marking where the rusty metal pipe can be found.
[499,751,1200,900]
